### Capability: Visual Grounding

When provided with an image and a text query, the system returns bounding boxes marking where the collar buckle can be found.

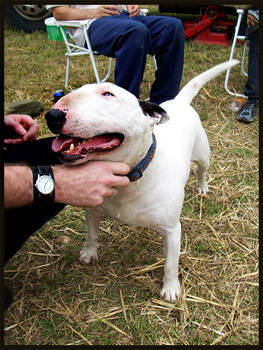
[127,168,143,182]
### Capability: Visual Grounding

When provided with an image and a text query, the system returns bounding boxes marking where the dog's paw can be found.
[79,246,98,265]
[197,182,209,195]
[160,280,180,303]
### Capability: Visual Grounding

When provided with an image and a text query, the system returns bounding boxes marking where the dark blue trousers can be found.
[88,13,185,104]
[244,29,259,99]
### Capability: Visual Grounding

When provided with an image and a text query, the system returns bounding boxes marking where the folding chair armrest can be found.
[54,19,95,28]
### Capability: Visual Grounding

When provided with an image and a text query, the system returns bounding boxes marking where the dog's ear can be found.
[139,100,169,124]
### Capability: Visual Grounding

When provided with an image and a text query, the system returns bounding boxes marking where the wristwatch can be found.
[31,165,55,205]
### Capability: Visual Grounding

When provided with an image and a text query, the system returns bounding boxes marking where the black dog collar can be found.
[127,134,156,181]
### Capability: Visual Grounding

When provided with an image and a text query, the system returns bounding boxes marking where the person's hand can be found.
[95,5,120,18]
[4,114,39,145]
[53,160,130,208]
[127,5,140,17]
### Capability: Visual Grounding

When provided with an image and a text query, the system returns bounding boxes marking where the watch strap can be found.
[31,165,55,205]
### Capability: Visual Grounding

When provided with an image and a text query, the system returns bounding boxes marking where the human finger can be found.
[110,162,130,176]
[4,138,24,145]
[4,117,27,137]
[110,174,130,190]
[104,186,118,199]
[22,122,39,142]
[100,5,119,16]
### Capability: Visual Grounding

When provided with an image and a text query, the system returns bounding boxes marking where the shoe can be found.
[4,285,13,311]
[237,99,259,123]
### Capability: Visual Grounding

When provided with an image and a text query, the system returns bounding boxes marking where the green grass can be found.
[4,6,259,346]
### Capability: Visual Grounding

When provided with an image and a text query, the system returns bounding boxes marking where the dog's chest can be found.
[100,130,192,227]
[100,173,185,230]
[101,189,151,226]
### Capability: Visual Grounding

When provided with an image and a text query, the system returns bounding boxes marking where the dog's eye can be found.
[102,91,115,97]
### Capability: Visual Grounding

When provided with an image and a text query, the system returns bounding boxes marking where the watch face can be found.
[36,175,54,195]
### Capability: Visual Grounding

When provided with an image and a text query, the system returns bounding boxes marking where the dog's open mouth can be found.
[52,133,124,161]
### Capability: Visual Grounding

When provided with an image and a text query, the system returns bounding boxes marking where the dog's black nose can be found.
[45,109,66,134]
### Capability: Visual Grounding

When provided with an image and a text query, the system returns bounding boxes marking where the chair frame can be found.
[224,8,248,97]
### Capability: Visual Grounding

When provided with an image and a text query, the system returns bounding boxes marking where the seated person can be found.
[46,4,185,105]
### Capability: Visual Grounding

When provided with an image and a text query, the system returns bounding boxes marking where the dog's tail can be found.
[177,60,239,105]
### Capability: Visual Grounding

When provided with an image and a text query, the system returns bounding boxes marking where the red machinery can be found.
[183,5,235,46]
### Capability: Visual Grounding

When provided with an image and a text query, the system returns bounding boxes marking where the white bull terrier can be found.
[46,60,238,302]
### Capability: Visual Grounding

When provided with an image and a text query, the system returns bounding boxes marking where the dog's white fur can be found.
[52,60,239,302]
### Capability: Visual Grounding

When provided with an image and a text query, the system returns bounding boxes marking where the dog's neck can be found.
[127,133,156,181]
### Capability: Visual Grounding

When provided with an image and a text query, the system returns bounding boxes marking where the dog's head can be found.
[45,82,169,165]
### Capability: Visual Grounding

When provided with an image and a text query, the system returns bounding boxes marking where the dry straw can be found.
[4,7,258,346]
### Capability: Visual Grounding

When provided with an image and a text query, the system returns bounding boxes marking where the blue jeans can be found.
[88,13,185,104]
[244,29,259,99]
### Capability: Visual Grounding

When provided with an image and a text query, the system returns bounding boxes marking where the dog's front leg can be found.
[159,222,181,302]
[79,209,102,265]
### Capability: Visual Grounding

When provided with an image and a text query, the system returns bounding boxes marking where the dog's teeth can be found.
[70,143,75,151]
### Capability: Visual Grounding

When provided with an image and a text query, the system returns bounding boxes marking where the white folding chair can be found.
[49,9,157,92]
[224,8,248,97]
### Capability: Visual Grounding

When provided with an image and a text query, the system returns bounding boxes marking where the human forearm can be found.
[4,165,33,208]
[4,161,130,209]
[52,6,97,21]
[52,5,119,21]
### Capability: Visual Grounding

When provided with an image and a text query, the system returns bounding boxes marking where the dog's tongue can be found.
[52,135,74,152]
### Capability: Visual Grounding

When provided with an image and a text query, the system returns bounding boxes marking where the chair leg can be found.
[65,53,113,89]
[65,56,71,91]
[101,58,113,83]
[224,9,246,97]
[241,41,248,77]
[87,50,113,84]
[88,52,102,83]
[84,31,102,83]
[153,55,157,70]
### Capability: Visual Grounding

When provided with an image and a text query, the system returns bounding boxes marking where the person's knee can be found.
[161,17,184,41]
[127,23,150,49]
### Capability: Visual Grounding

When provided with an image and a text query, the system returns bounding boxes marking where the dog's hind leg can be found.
[195,157,210,194]
[159,222,181,303]
[192,129,210,194]
[79,209,102,265]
